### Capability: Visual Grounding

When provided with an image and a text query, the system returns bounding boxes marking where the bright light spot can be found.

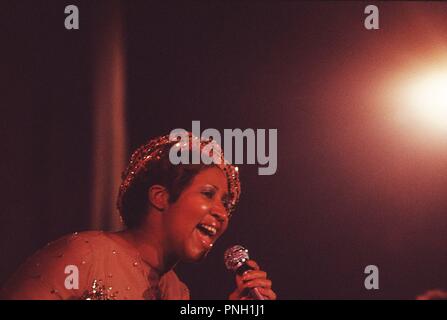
[396,67,447,135]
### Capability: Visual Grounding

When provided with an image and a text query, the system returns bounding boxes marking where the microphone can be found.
[224,245,265,300]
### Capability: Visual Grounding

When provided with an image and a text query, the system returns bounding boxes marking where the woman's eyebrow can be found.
[211,184,229,195]
[205,184,229,197]
[202,184,218,190]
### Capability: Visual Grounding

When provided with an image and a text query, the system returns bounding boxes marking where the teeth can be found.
[198,224,217,236]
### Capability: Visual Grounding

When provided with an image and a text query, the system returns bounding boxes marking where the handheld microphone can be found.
[224,245,265,300]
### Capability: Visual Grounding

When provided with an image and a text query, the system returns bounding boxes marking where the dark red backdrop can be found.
[1,1,446,299]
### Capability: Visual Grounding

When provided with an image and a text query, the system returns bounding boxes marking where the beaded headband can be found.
[117,132,241,216]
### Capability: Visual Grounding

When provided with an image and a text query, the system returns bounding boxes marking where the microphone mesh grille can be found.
[224,245,250,272]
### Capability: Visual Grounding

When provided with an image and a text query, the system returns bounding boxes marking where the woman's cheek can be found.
[200,203,210,211]
[198,197,212,212]
[220,222,229,236]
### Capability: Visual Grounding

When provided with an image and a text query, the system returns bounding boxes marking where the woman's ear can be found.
[147,185,169,212]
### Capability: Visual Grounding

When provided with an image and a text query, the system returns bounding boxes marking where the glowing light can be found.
[396,67,447,135]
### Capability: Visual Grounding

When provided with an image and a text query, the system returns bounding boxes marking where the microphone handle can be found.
[236,264,266,300]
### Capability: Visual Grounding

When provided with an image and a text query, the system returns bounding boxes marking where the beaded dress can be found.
[1,231,190,300]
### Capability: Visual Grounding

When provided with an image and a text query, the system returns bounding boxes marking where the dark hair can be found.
[119,145,212,229]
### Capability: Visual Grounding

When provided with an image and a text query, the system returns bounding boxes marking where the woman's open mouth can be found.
[197,223,217,237]
[195,223,218,248]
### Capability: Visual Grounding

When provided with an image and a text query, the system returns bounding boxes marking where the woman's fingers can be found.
[242,278,272,290]
[235,272,265,291]
[239,285,276,300]
[256,287,277,300]
[230,259,277,300]
[245,259,260,270]
[242,270,267,282]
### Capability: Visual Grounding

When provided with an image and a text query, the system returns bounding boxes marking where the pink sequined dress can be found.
[1,231,190,300]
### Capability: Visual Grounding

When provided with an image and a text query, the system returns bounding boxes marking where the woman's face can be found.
[163,166,231,262]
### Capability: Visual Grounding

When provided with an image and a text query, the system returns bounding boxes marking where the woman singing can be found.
[1,133,276,300]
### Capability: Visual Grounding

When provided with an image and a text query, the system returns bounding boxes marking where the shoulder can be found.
[40,231,118,260]
[1,230,113,300]
[25,231,112,268]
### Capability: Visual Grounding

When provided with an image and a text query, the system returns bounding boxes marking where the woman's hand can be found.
[228,260,277,300]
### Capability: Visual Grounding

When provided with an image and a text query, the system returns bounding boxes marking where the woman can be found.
[1,133,276,300]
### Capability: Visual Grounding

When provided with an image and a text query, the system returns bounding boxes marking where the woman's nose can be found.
[211,202,228,222]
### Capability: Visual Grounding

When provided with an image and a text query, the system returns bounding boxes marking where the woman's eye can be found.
[202,190,215,199]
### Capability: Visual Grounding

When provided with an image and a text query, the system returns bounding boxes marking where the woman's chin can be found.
[183,253,206,263]
[182,242,210,262]
[180,229,215,262]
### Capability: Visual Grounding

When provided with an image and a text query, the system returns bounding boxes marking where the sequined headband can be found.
[117,132,241,216]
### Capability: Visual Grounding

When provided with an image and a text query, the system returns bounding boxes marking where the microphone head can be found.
[224,245,250,272]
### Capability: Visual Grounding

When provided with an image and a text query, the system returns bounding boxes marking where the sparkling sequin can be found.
[80,280,117,300]
[112,250,118,254]
[133,262,139,267]
[81,260,86,265]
